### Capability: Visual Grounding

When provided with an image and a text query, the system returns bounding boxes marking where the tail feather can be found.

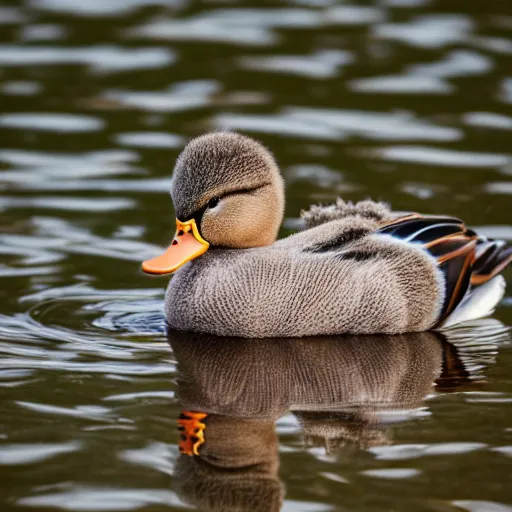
[441,276,506,328]
[471,237,512,285]
[377,214,511,328]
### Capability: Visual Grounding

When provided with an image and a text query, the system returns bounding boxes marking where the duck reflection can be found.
[168,322,508,511]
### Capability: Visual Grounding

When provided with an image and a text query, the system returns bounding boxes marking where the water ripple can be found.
[17,487,187,511]
[103,81,219,112]
[1,1,511,511]
[0,442,82,465]
[374,14,473,48]
[371,145,511,168]
[0,46,175,72]
[240,50,354,79]
[31,0,184,16]
[0,113,104,132]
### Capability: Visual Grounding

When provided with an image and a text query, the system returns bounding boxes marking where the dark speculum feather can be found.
[377,213,511,323]
[426,237,474,259]
[433,237,475,322]
[378,216,464,240]
[414,223,465,245]
[472,242,504,273]
[471,244,512,285]
[378,215,476,324]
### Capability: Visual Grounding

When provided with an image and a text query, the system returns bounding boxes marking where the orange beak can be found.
[142,219,209,275]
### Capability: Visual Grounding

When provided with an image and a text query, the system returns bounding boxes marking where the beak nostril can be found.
[142,218,209,275]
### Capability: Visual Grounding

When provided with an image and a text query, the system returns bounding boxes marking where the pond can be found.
[0,0,511,510]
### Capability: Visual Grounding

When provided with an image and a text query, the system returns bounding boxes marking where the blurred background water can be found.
[0,0,511,510]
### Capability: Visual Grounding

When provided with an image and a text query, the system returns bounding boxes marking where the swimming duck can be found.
[142,132,512,338]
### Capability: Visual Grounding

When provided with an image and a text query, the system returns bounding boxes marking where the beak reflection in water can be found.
[167,321,508,512]
[142,219,209,275]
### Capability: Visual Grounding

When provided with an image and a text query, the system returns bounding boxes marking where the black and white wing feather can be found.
[378,214,511,325]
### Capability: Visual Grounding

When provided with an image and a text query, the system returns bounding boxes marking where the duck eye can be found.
[207,197,220,209]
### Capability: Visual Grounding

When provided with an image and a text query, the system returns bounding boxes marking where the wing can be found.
[378,214,477,324]
[471,236,512,286]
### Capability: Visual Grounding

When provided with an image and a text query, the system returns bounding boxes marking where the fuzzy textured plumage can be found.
[154,132,511,337]
[301,197,393,228]
[166,229,443,336]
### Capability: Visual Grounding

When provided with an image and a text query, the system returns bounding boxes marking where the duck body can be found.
[143,132,511,338]
[166,213,443,337]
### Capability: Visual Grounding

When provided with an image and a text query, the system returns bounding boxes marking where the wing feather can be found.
[377,215,477,324]
[471,239,512,285]
[378,215,464,241]
[437,237,476,321]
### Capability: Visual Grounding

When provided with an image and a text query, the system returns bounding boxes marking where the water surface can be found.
[1,0,511,510]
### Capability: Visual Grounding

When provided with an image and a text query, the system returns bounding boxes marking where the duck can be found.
[142,132,512,338]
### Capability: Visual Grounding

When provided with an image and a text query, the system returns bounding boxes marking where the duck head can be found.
[142,132,285,275]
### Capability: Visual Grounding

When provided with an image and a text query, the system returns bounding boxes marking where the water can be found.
[0,0,511,510]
